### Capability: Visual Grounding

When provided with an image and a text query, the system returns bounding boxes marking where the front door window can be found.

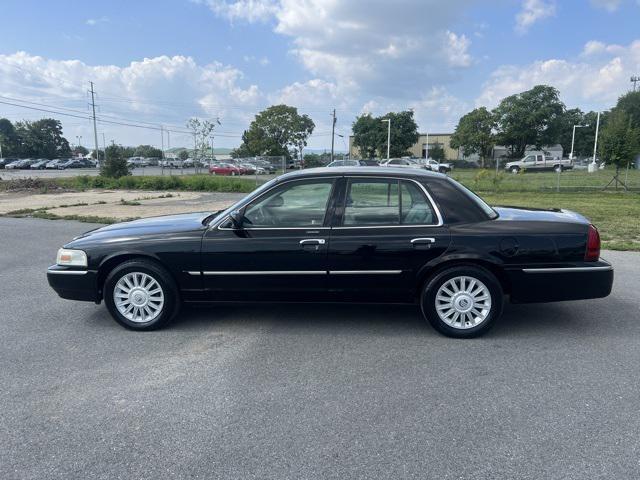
[243,180,334,228]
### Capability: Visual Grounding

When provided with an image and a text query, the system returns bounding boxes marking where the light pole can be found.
[381,118,391,161]
[76,135,82,148]
[589,112,601,173]
[569,124,589,160]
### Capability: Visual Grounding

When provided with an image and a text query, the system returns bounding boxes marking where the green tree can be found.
[614,91,640,127]
[429,144,446,162]
[450,107,496,166]
[493,85,565,158]
[178,150,190,160]
[0,118,19,157]
[557,109,599,159]
[352,110,419,159]
[15,118,71,158]
[598,110,640,190]
[134,145,163,158]
[100,145,131,178]
[235,105,315,160]
[381,111,420,158]
[73,145,89,156]
[352,114,382,159]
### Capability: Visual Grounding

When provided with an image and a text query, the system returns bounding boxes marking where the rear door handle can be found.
[411,237,435,248]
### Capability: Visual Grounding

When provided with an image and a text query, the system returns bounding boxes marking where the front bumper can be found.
[47,265,99,303]
[507,260,613,303]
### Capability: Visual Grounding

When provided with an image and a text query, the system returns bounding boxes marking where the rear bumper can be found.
[47,265,99,302]
[507,260,613,303]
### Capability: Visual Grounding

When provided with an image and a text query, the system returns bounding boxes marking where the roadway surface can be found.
[1,217,639,479]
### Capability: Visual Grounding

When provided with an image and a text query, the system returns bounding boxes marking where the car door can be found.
[200,177,338,301]
[328,176,450,302]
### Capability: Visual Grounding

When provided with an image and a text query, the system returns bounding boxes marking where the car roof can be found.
[277,166,446,181]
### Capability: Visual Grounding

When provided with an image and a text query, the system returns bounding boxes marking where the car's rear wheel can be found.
[421,266,503,338]
[510,166,520,174]
[104,259,180,331]
[554,165,563,173]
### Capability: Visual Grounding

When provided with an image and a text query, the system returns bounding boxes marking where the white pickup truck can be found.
[505,153,573,174]
[423,158,452,173]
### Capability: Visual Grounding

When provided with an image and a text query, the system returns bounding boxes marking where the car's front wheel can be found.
[104,259,180,330]
[421,265,503,338]
[510,166,520,174]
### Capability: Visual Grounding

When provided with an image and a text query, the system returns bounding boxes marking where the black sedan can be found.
[47,167,613,338]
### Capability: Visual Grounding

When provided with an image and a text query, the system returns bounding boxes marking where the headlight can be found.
[56,248,88,267]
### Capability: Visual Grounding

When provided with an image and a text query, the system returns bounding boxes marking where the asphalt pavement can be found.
[1,217,639,479]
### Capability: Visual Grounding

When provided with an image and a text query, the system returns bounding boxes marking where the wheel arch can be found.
[96,252,171,300]
[416,256,511,299]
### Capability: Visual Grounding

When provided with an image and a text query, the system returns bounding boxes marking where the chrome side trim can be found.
[202,270,327,276]
[185,271,201,276]
[47,269,88,275]
[522,266,613,273]
[329,270,403,275]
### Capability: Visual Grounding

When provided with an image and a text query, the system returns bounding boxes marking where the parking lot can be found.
[2,216,640,479]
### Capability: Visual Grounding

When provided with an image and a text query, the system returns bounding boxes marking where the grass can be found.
[54,174,257,193]
[481,191,640,251]
[451,167,640,193]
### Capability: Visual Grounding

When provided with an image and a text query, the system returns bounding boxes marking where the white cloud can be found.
[515,0,556,34]
[0,52,263,147]
[476,40,640,110]
[86,16,109,26]
[590,0,621,11]
[203,0,475,100]
[195,0,278,23]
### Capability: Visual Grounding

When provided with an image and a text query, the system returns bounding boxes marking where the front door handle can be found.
[300,238,326,251]
[300,239,326,246]
[411,237,435,248]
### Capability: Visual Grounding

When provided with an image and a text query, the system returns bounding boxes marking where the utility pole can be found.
[89,82,100,166]
[632,76,640,92]
[570,124,588,160]
[330,109,336,163]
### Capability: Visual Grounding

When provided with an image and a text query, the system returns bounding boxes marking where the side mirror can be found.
[229,209,244,229]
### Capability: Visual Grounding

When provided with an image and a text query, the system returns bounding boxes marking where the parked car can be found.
[45,159,62,169]
[380,158,426,170]
[6,159,36,169]
[30,159,50,169]
[47,166,613,337]
[327,160,379,167]
[239,163,257,175]
[209,163,242,176]
[57,159,83,169]
[0,157,18,169]
[505,153,573,174]
[423,158,452,173]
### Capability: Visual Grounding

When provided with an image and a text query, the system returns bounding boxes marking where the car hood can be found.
[494,206,589,224]
[67,212,212,245]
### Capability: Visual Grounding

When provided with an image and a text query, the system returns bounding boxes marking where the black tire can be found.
[103,259,180,331]
[510,166,520,174]
[420,265,503,338]
[554,165,563,173]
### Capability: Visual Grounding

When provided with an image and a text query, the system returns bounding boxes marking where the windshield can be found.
[204,177,280,225]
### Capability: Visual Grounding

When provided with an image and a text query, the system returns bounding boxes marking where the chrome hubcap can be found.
[114,272,164,323]
[435,276,491,329]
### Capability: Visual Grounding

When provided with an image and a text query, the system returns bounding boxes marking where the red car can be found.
[209,163,242,176]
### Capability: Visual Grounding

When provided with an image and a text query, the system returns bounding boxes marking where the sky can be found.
[0,0,639,152]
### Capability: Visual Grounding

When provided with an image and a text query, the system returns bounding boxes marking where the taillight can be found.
[585,224,600,261]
